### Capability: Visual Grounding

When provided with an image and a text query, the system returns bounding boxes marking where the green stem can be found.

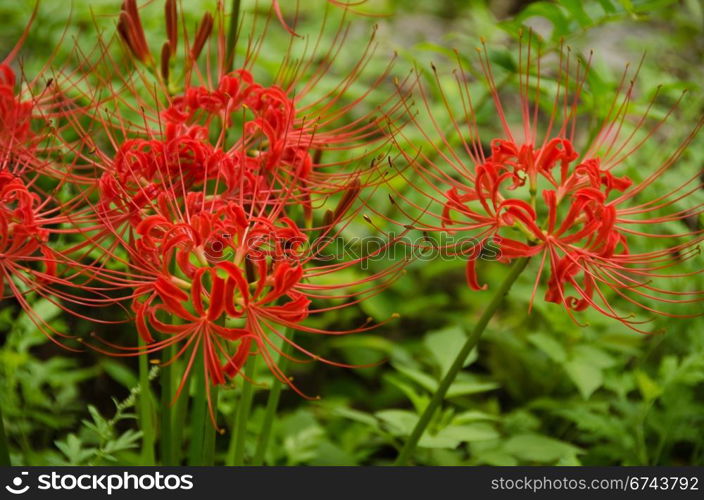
[203,385,219,466]
[171,369,189,465]
[159,343,174,465]
[167,258,187,465]
[394,258,530,466]
[185,349,220,466]
[138,338,156,464]
[226,354,258,465]
[252,331,292,466]
[0,401,10,466]
[187,349,207,466]
[225,0,242,72]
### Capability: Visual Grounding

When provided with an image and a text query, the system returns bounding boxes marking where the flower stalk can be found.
[203,386,220,466]
[252,330,293,465]
[184,347,220,466]
[187,349,208,466]
[394,258,530,465]
[226,0,241,72]
[159,343,175,465]
[138,337,156,464]
[227,353,258,466]
[171,371,190,464]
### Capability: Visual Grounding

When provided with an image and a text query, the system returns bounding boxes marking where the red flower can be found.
[87,0,402,204]
[0,67,77,342]
[82,189,402,420]
[57,0,404,419]
[0,172,51,285]
[0,28,125,344]
[388,38,703,331]
[0,65,34,148]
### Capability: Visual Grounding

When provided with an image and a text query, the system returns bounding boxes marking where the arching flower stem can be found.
[395,258,530,465]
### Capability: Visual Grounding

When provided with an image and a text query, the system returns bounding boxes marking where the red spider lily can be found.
[0,172,53,289]
[0,65,34,148]
[384,36,703,332]
[72,0,404,208]
[77,187,404,420]
[0,5,105,183]
[0,22,134,344]
[50,0,406,421]
[63,136,403,419]
[0,66,84,343]
[52,0,408,264]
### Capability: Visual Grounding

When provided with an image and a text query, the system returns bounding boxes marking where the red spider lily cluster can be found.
[1,0,702,423]
[3,0,405,414]
[0,33,93,340]
[97,68,315,226]
[386,38,703,331]
[0,57,51,303]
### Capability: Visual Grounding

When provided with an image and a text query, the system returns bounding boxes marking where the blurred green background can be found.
[1,0,703,466]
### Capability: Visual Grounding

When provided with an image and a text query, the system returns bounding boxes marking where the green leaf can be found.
[447,380,500,398]
[393,362,498,399]
[595,0,617,13]
[16,299,61,334]
[376,410,499,449]
[635,370,663,401]
[82,405,110,438]
[359,291,395,321]
[393,363,440,392]
[415,41,458,61]
[528,333,567,363]
[434,423,499,444]
[100,359,139,389]
[504,434,583,463]
[488,49,516,72]
[504,2,571,40]
[565,359,603,399]
[573,345,616,369]
[375,410,418,436]
[424,325,477,376]
[309,441,357,466]
[474,449,519,466]
[55,434,97,465]
[283,427,325,466]
[453,411,499,424]
[562,0,593,27]
[617,0,636,14]
[103,429,142,455]
[330,407,379,428]
[384,373,428,412]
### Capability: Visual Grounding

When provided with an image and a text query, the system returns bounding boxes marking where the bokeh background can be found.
[1,0,703,466]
